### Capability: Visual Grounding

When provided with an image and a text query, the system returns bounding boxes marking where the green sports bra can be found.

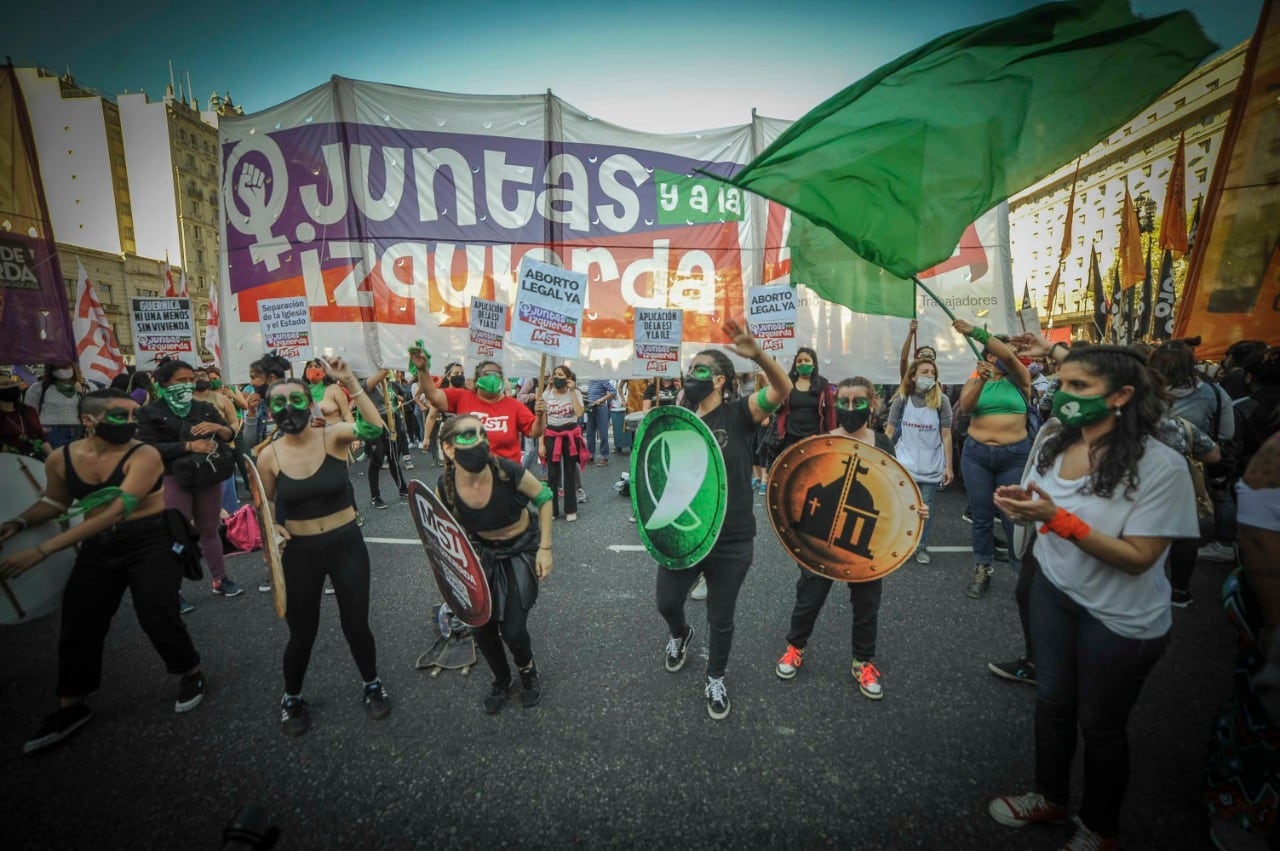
[973,378,1027,418]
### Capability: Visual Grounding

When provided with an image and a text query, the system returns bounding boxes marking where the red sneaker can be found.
[775,645,804,680]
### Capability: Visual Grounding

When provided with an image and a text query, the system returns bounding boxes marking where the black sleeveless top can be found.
[438,457,530,533]
[63,444,163,501]
[275,453,352,520]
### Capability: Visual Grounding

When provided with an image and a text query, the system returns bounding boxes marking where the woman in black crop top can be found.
[437,414,554,714]
[0,389,204,754]
[255,359,391,737]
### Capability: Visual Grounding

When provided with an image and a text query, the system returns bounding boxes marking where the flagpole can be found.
[912,276,982,359]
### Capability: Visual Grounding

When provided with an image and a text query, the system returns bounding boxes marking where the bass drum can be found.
[0,454,80,625]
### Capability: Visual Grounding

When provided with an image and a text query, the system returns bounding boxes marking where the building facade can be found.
[18,66,233,362]
[1008,41,1248,340]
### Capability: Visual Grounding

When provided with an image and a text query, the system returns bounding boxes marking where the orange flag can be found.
[1119,186,1145,288]
[1160,132,1189,255]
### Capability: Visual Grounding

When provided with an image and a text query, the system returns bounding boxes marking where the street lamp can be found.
[1136,193,1158,234]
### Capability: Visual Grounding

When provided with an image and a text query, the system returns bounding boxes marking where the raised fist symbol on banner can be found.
[222,134,290,272]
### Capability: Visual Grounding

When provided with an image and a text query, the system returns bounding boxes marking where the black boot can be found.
[483,679,511,715]
[519,661,541,708]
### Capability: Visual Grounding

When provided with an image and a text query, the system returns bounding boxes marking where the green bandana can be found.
[60,487,139,521]
[159,382,195,417]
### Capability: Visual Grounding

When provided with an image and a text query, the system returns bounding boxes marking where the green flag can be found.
[789,213,916,317]
[729,0,1213,283]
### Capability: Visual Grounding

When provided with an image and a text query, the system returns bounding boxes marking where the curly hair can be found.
[1035,345,1163,501]
[684,350,739,408]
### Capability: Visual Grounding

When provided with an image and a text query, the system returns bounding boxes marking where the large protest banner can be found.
[129,297,198,366]
[746,284,798,358]
[217,82,759,378]
[633,308,682,377]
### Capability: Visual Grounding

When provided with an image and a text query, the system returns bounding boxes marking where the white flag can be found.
[204,284,221,368]
[73,260,126,386]
[177,270,189,298]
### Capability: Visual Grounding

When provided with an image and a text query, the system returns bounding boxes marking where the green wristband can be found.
[532,482,553,508]
[756,387,780,414]
[969,327,992,345]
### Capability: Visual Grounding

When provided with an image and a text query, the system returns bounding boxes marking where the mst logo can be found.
[529,328,562,347]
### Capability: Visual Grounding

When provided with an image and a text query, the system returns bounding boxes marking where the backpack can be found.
[225,504,263,553]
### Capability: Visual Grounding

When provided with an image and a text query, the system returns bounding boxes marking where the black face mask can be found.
[194,380,211,392]
[0,386,20,402]
[453,443,490,473]
[838,407,872,433]
[449,375,466,388]
[271,407,311,435]
[552,377,568,390]
[94,421,137,445]
[682,378,715,407]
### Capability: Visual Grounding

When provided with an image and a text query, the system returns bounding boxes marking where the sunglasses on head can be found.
[836,397,870,411]
[452,428,484,446]
[269,391,311,413]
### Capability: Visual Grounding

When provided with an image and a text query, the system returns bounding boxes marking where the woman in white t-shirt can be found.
[537,365,585,521]
[985,345,1197,849]
[885,357,953,564]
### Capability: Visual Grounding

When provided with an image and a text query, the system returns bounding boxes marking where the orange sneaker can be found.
[852,659,883,699]
[775,644,804,680]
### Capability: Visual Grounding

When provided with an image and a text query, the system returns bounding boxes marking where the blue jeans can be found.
[585,404,610,458]
[916,480,940,550]
[1030,568,1168,837]
[961,436,1030,567]
[45,424,83,449]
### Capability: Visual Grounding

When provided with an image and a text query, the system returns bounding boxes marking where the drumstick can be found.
[0,578,25,619]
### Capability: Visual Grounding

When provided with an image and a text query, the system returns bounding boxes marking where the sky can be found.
[5,0,1265,133]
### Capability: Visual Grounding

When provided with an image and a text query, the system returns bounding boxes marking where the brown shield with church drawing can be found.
[766,435,924,583]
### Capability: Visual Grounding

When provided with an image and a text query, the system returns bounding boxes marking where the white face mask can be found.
[915,376,936,392]
[53,368,75,380]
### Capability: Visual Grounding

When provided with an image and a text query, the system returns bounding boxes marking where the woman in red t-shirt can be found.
[419,359,546,464]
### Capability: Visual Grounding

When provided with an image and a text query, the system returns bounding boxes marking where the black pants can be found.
[473,562,535,687]
[1015,548,1038,662]
[544,427,581,516]
[655,538,753,678]
[366,432,405,500]
[57,513,200,697]
[785,568,883,660]
[282,521,378,694]
[1168,537,1197,593]
[1031,568,1168,838]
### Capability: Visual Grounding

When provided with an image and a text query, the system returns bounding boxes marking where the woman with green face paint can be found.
[418,358,547,464]
[770,347,837,478]
[136,359,243,599]
[986,345,1197,849]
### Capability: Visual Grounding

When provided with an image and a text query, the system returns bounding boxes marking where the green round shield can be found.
[629,405,727,570]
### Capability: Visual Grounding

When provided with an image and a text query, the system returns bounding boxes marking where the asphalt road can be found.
[0,447,1232,849]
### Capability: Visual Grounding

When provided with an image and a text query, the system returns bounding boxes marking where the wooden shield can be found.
[407,479,491,628]
[629,406,727,570]
[242,455,287,618]
[766,435,924,582]
[0,454,80,625]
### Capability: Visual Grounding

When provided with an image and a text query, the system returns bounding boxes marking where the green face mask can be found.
[476,373,504,394]
[796,363,814,376]
[209,378,222,390]
[1051,389,1113,427]
[161,382,195,416]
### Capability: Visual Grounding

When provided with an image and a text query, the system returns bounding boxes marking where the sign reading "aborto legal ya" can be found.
[509,258,586,359]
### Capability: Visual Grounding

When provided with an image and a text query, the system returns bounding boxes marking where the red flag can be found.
[164,263,178,297]
[1160,132,1189,255]
[177,270,189,298]
[73,260,126,385]
[1119,186,1145,288]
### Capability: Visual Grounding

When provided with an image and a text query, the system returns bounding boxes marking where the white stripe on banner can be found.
[364,537,425,546]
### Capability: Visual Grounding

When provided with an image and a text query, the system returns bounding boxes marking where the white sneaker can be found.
[915,548,932,564]
[577,487,587,504]
[689,575,707,601]
[1198,541,1237,562]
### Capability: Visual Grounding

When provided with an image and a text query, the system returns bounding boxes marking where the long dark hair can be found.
[788,347,827,391]
[1035,345,1163,500]
[437,415,510,514]
[684,350,739,408]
